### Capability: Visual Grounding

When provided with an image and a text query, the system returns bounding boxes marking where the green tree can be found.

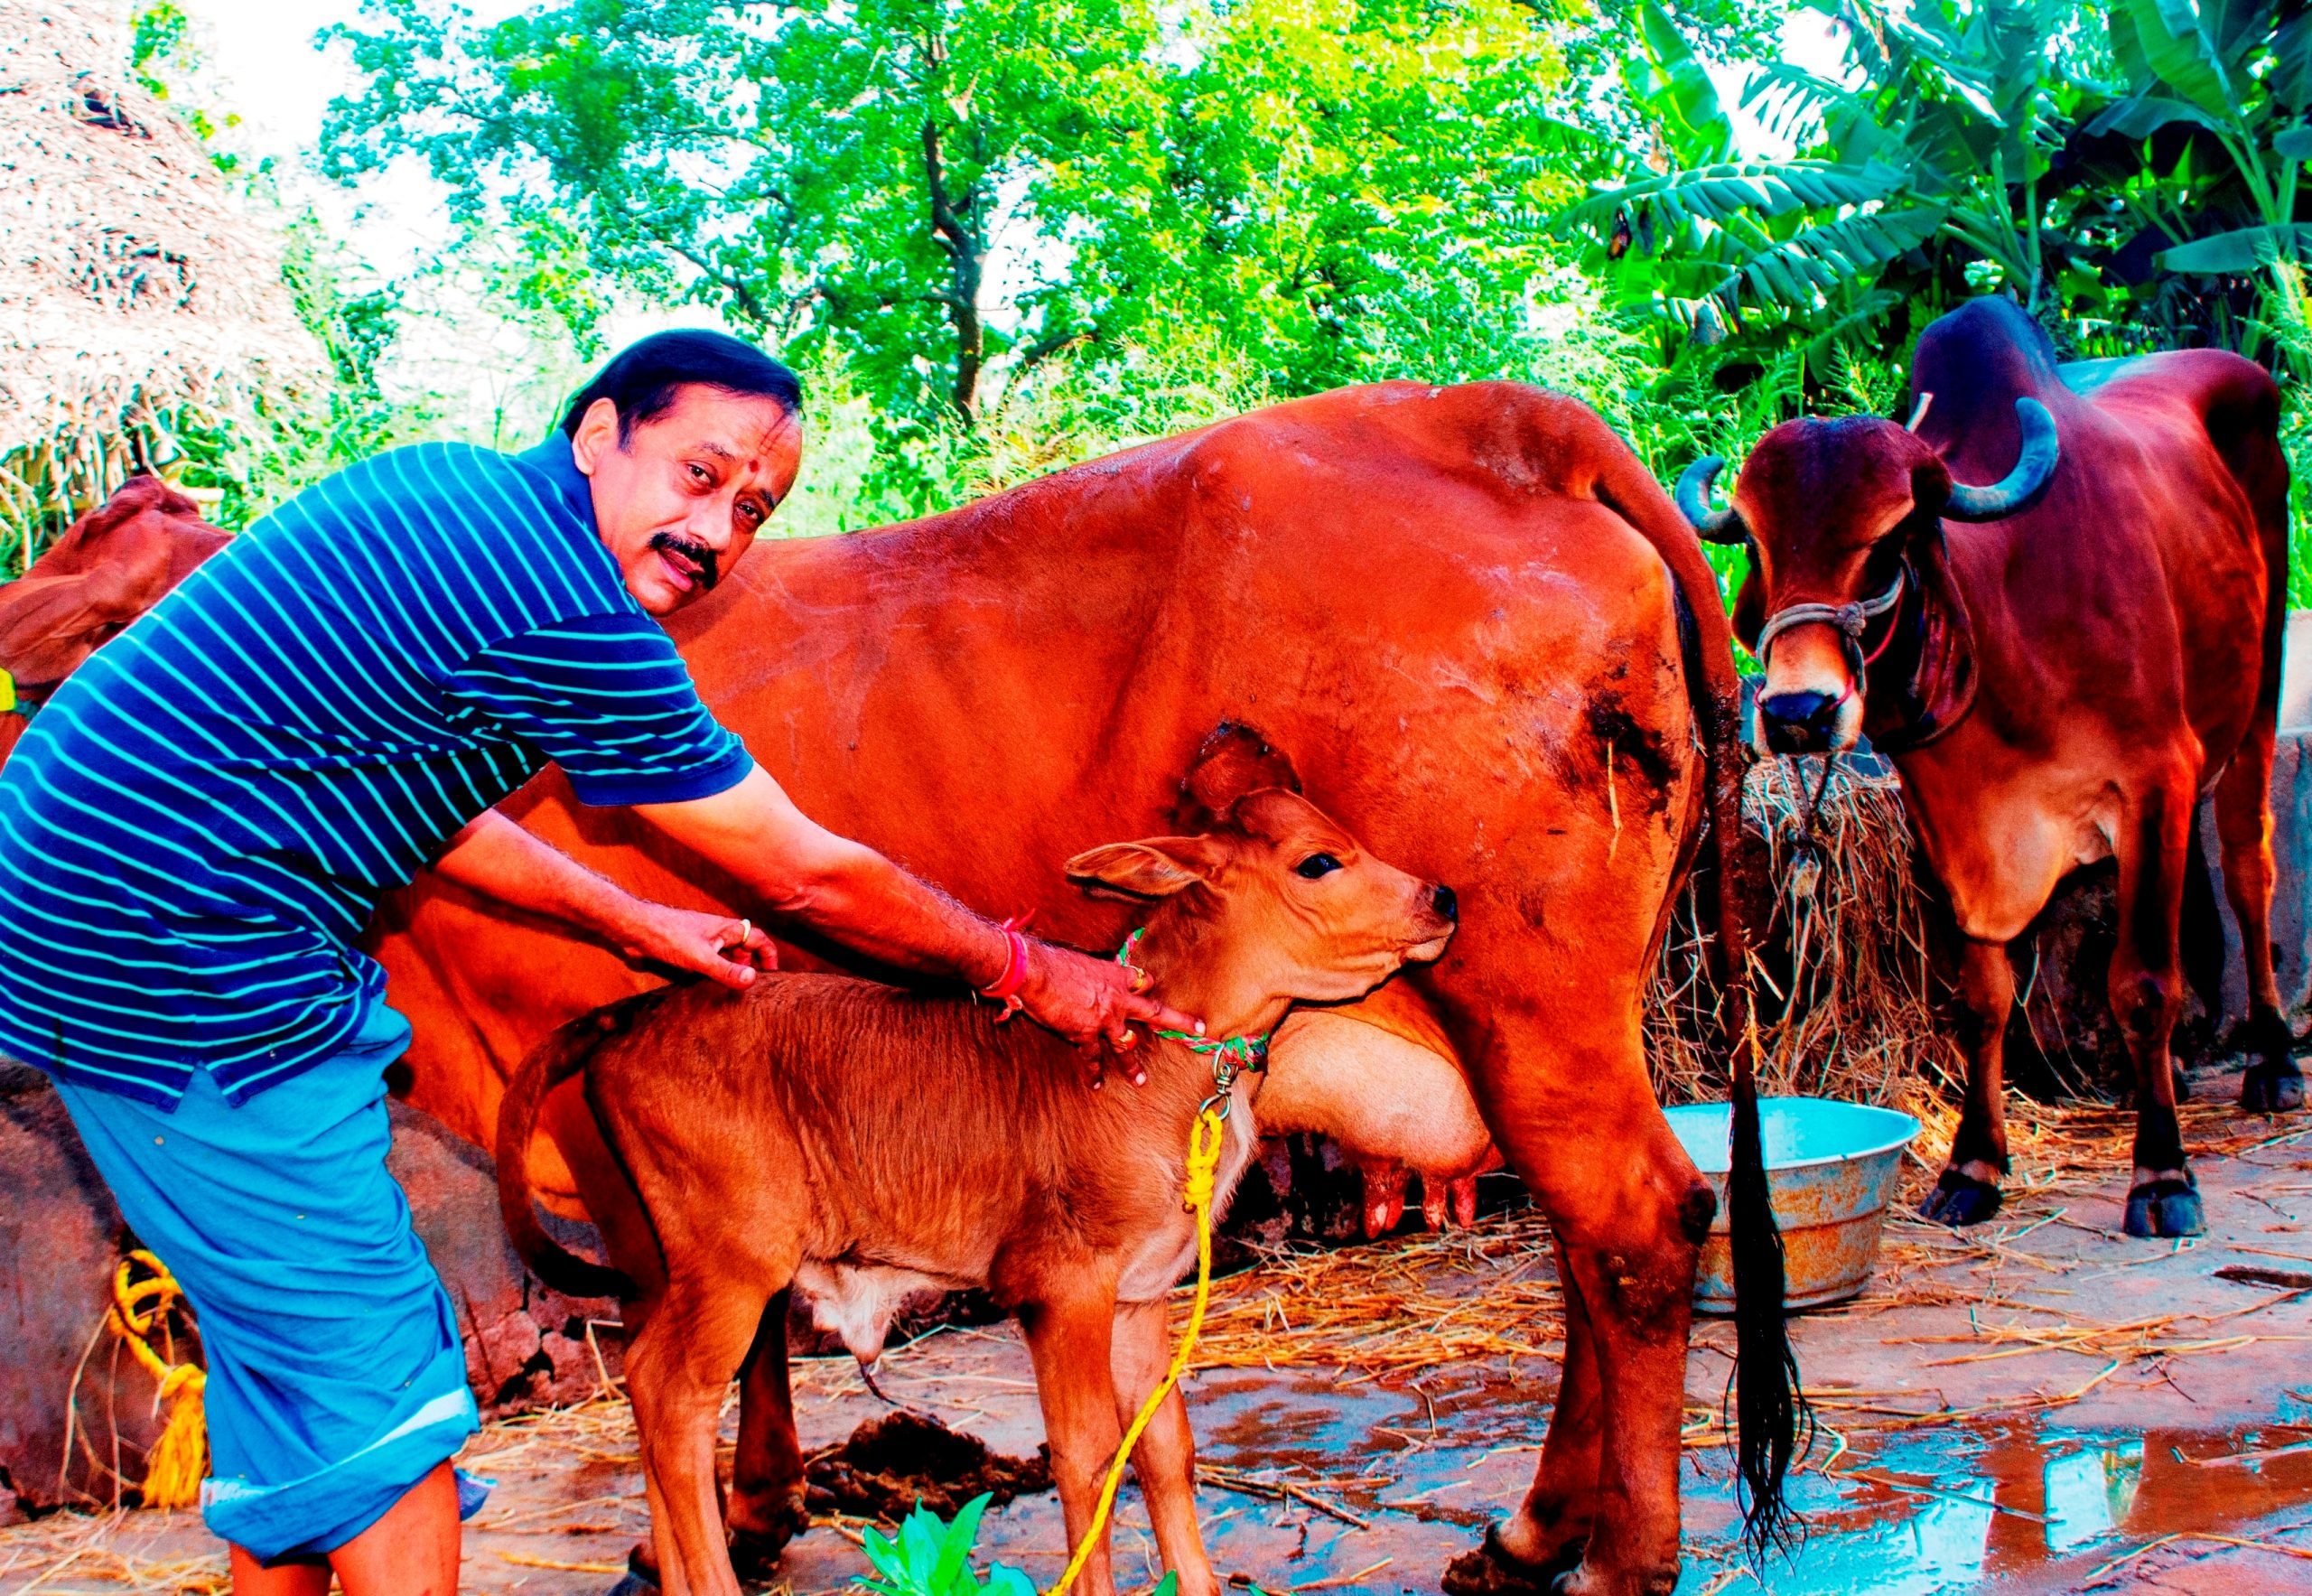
[322,0,1170,442]
[1050,0,1579,394]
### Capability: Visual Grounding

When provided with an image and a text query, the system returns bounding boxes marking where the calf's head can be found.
[1064,789,1456,1022]
[1676,397,2056,755]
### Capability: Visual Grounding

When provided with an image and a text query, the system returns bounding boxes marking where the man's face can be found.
[569,384,805,615]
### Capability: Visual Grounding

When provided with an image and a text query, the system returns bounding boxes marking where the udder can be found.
[1260,1008,1497,1236]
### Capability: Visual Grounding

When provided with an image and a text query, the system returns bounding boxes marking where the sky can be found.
[178,0,724,440]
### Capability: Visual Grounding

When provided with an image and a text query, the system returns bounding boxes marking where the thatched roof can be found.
[0,0,322,527]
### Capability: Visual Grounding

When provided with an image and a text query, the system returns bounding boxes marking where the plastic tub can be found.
[1664,1097,1919,1313]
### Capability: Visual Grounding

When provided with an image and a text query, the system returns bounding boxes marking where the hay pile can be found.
[1646,752,1963,1109]
[0,0,322,567]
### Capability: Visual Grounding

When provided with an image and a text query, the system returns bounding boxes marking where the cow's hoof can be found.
[1918,1170,2002,1227]
[607,1569,658,1596]
[2242,1062,2306,1114]
[2123,1176,2204,1238]
[1440,1526,1580,1596]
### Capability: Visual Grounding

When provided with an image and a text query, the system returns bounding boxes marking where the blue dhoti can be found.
[52,1003,487,1561]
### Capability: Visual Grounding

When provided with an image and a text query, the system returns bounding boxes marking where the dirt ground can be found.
[9,1077,2312,1596]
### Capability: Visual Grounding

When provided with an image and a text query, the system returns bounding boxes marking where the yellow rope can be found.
[107,1249,207,1510]
[1046,1105,1229,1596]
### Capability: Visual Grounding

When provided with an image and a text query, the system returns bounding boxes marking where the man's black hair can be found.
[557,330,804,441]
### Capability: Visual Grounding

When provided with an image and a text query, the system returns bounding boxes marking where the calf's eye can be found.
[1295,853,1342,880]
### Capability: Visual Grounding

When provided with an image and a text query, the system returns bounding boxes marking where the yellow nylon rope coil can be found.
[107,1249,207,1510]
[1046,1105,1228,1596]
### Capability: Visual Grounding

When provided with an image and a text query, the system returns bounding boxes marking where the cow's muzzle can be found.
[1757,689,1848,755]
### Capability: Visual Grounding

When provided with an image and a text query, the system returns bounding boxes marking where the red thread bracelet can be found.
[980,915,1032,1018]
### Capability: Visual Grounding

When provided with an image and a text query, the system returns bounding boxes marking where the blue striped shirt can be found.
[0,437,751,1106]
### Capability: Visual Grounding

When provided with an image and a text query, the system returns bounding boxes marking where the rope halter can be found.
[1752,564,1907,714]
[1115,927,1269,1120]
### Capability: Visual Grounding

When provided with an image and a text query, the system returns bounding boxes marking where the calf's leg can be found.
[1920,938,2016,1227]
[628,1274,783,1596]
[1110,1297,1217,1596]
[2217,729,2303,1111]
[2115,780,2204,1237]
[727,1291,810,1576]
[1021,1287,1127,1596]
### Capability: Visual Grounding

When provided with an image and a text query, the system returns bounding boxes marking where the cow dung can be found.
[804,1410,1053,1521]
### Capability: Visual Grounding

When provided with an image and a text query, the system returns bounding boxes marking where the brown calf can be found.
[498,789,1458,1596]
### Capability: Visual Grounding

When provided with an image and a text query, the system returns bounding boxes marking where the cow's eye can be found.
[1295,853,1342,880]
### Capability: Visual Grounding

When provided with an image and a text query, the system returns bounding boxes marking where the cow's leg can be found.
[627,1275,777,1596]
[1447,1051,1703,1596]
[1109,1297,1217,1596]
[1920,938,2017,1226]
[2219,726,2302,1111]
[1020,1288,1126,1596]
[2116,781,2205,1237]
[726,1291,809,1578]
[1446,1233,1605,1591]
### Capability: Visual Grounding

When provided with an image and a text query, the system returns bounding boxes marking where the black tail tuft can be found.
[1728,1054,1811,1560]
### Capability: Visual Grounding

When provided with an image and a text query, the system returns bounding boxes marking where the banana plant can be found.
[2084,0,2312,370]
[1562,0,2084,352]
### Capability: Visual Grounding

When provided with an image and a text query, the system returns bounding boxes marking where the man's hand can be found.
[612,902,777,992]
[1016,941,1204,1088]
[429,811,774,991]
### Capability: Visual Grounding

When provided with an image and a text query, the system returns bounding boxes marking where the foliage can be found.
[852,1494,1041,1596]
[317,0,1619,504]
[129,1,239,159]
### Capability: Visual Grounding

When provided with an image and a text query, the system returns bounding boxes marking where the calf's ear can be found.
[1065,838,1221,901]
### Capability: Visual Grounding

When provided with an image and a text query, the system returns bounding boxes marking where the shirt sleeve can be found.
[443,612,753,806]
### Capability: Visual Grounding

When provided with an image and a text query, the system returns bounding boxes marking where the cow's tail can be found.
[497,1008,639,1302]
[1595,441,1806,1560]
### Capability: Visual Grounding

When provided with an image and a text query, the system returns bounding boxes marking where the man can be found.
[0,331,1198,1593]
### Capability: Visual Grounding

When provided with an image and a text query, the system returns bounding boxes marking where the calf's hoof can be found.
[2172,1060,2192,1103]
[610,1547,659,1593]
[729,1482,809,1577]
[606,1578,657,1596]
[2123,1175,2203,1238]
[2241,1061,2306,1114]
[1918,1170,2002,1227]
[1440,1526,1580,1596]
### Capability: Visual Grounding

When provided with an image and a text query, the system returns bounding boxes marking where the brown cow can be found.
[497,789,1459,1596]
[0,478,228,765]
[1677,296,2293,1238]
[369,381,1798,1592]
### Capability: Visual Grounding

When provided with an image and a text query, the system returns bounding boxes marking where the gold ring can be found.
[738,919,750,943]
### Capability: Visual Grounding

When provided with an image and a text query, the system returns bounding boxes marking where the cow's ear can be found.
[1908,456,1953,524]
[1177,722,1300,830]
[1732,554,1766,655]
[1065,838,1221,901]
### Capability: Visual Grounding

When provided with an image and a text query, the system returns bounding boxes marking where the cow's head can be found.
[0,477,229,714]
[1066,789,1457,1014]
[1676,397,2056,755]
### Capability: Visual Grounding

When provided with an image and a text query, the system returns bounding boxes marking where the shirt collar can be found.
[517,434,598,528]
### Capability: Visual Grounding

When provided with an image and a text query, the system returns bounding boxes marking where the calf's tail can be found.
[497,1007,641,1302]
[1595,441,1807,1559]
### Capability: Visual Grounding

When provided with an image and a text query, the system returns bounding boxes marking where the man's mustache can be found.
[649,531,719,591]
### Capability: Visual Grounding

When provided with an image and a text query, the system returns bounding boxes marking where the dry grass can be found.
[1648,754,1964,1109]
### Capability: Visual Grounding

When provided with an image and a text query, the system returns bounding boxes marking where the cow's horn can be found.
[1941,397,2059,522]
[1675,456,1743,542]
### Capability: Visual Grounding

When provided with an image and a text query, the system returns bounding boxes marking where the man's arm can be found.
[633,765,1202,1076]
[430,809,774,990]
